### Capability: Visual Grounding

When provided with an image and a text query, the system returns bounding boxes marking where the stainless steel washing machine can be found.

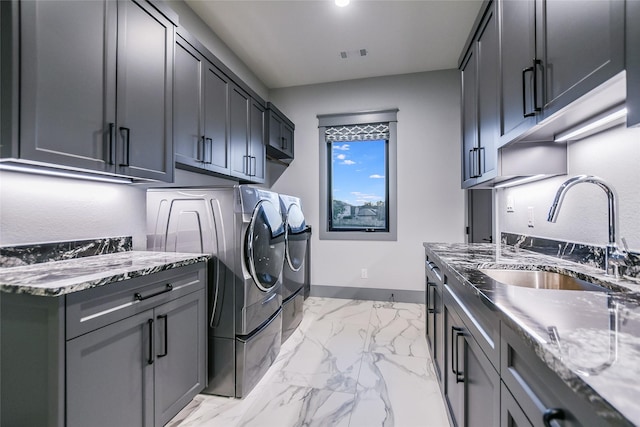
[279,194,311,342]
[147,185,286,398]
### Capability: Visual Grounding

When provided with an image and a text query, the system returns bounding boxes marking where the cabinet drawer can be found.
[445,275,500,370]
[501,323,614,427]
[66,263,206,339]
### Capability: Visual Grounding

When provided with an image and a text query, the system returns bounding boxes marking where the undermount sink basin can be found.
[479,269,609,292]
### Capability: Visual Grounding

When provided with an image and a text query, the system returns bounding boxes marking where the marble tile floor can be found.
[168,297,450,427]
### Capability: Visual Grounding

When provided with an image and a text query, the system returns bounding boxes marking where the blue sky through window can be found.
[331,139,386,206]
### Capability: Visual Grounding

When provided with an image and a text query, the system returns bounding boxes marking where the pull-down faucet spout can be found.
[547,175,627,277]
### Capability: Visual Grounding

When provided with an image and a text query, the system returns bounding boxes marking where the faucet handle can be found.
[621,237,630,253]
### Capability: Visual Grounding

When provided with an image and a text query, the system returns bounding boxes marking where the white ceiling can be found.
[185,0,484,89]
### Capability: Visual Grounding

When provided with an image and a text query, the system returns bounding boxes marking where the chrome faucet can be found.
[547,175,628,277]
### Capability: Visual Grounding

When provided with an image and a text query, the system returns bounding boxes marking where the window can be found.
[318,110,398,241]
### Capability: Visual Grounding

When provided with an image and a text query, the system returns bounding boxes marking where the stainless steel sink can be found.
[479,269,609,292]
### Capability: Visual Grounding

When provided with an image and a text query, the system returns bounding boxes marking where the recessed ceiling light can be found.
[335,0,350,7]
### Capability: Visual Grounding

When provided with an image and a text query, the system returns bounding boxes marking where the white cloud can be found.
[336,154,346,160]
[341,160,356,165]
[333,144,350,151]
[369,174,385,179]
[351,191,380,200]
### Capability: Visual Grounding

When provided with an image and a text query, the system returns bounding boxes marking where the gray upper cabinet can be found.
[266,103,295,161]
[174,35,230,175]
[498,0,624,144]
[249,99,266,183]
[116,0,174,182]
[16,0,117,172]
[538,0,624,119]
[229,85,251,179]
[627,0,640,128]
[2,0,175,182]
[498,0,537,145]
[229,86,265,183]
[460,1,498,189]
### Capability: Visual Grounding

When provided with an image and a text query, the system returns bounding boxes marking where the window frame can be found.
[318,109,398,241]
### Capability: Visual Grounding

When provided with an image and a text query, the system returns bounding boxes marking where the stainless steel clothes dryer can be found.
[147,185,286,398]
[279,194,311,342]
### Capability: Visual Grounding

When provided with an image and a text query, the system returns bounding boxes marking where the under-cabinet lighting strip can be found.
[554,107,627,142]
[0,163,133,184]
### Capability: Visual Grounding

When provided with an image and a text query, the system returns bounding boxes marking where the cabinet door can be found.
[537,0,624,119]
[499,0,537,145]
[249,99,266,183]
[174,38,204,170]
[460,48,478,189]
[444,304,465,426]
[501,382,533,427]
[464,328,500,427]
[268,111,284,153]
[154,290,206,426]
[203,65,230,175]
[229,85,250,179]
[475,2,498,183]
[281,123,295,159]
[426,264,444,388]
[501,323,610,427]
[19,0,117,173]
[116,0,174,182]
[66,310,154,427]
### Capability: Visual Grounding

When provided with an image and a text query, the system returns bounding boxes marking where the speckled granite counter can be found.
[423,242,640,426]
[0,251,210,297]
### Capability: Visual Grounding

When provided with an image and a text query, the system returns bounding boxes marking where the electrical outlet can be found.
[527,206,535,227]
[361,268,368,279]
[506,196,515,213]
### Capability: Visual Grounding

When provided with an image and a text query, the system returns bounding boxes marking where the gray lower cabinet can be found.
[443,285,500,427]
[501,382,532,427]
[500,322,616,427]
[425,259,444,389]
[67,289,205,427]
[0,263,206,427]
[1,0,175,182]
[174,34,230,176]
[66,310,155,427]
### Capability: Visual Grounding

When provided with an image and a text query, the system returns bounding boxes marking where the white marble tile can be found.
[269,321,368,393]
[365,302,429,358]
[236,383,355,427]
[168,297,449,427]
[349,352,449,427]
[304,297,374,326]
[165,394,245,427]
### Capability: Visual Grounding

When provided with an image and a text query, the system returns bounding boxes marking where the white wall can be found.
[499,124,640,251]
[0,171,148,249]
[269,70,466,292]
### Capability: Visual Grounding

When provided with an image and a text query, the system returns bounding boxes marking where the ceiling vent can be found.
[339,49,368,59]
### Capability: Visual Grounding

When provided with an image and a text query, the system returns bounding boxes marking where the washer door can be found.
[285,204,308,272]
[246,199,286,291]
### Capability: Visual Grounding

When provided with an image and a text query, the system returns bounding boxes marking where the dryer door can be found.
[246,199,286,291]
[285,203,308,272]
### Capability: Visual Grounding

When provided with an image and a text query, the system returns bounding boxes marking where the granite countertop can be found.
[0,251,210,297]
[423,242,640,426]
